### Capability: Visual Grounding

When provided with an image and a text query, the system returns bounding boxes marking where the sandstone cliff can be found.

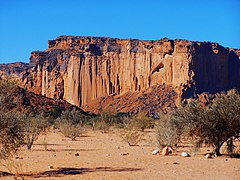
[1,36,240,114]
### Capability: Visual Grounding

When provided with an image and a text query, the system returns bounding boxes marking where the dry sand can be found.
[1,129,239,180]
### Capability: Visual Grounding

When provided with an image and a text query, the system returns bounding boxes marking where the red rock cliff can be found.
[14,36,240,107]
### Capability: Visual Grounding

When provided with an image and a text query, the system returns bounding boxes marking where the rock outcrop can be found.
[1,36,240,114]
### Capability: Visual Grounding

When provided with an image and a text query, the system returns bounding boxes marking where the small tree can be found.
[89,107,121,132]
[0,78,30,112]
[0,111,24,159]
[0,78,18,110]
[121,127,144,146]
[59,123,83,141]
[131,113,154,132]
[59,109,84,125]
[56,109,84,140]
[156,113,179,149]
[120,116,145,146]
[209,89,240,155]
[23,114,49,150]
[156,89,240,155]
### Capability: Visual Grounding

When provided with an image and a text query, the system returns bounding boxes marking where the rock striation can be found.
[1,36,240,113]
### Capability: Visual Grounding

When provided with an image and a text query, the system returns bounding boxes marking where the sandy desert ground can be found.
[0,128,239,180]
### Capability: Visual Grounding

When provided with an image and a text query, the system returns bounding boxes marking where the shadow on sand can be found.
[31,148,98,152]
[1,166,143,178]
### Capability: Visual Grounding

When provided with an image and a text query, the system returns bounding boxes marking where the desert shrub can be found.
[156,113,179,149]
[120,116,145,146]
[57,109,84,125]
[156,101,207,151]
[23,113,50,150]
[131,113,154,131]
[0,111,24,159]
[88,109,123,132]
[0,78,18,110]
[122,113,154,132]
[156,89,240,155]
[0,78,30,112]
[209,89,240,154]
[121,128,144,146]
[50,105,65,119]
[56,109,84,140]
[94,119,111,133]
[58,122,83,141]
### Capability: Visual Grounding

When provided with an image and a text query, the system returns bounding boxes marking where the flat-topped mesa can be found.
[23,36,240,108]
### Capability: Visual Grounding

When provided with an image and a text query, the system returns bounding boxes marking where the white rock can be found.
[181,152,190,157]
[204,153,212,159]
[151,148,160,155]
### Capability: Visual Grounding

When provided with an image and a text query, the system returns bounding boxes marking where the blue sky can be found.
[0,0,239,63]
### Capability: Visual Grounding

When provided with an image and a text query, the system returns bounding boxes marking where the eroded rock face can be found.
[2,36,240,111]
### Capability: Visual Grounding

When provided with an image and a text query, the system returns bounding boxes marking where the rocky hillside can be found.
[83,84,177,117]
[0,80,89,118]
[1,36,240,114]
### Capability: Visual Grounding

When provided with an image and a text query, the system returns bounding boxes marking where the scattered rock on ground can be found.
[161,146,173,155]
[204,153,213,159]
[151,148,160,155]
[181,152,190,157]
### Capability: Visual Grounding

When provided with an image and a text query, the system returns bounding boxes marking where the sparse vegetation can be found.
[56,109,84,140]
[0,78,18,110]
[156,113,179,149]
[88,108,124,132]
[23,114,50,150]
[59,122,83,141]
[0,78,29,112]
[57,109,84,125]
[130,113,154,131]
[120,116,146,146]
[156,89,240,155]
[120,126,145,146]
[0,111,24,159]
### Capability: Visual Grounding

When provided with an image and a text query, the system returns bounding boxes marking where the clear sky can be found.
[0,0,239,63]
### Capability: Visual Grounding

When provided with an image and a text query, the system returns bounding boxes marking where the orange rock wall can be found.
[23,36,240,107]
